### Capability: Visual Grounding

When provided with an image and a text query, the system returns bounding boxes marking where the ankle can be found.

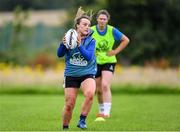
[80,114,87,121]
[63,125,69,130]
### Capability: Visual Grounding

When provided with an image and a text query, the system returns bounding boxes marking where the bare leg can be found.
[62,88,78,127]
[81,78,96,115]
[77,78,96,129]
[101,71,114,116]
[95,77,103,104]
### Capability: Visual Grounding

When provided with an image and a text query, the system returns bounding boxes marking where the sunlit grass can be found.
[0,94,180,131]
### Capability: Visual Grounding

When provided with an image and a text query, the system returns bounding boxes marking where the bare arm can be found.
[107,34,129,56]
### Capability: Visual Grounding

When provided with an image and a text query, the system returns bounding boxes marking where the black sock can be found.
[63,125,69,129]
[80,114,87,121]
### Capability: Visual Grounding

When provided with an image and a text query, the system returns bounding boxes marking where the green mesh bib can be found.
[91,25,117,64]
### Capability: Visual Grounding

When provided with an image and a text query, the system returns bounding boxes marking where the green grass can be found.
[1,84,180,95]
[0,94,180,131]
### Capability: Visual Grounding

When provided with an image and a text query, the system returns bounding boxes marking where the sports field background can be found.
[0,1,180,131]
[0,65,180,131]
[1,94,180,131]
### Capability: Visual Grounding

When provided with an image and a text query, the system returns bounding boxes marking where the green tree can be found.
[8,6,29,64]
[107,0,180,66]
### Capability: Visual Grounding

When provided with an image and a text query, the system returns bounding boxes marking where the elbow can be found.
[57,52,61,58]
[57,53,64,58]
[126,37,130,45]
[57,50,63,58]
[122,35,130,45]
[57,53,61,58]
[127,38,130,44]
[57,44,66,57]
[57,49,60,57]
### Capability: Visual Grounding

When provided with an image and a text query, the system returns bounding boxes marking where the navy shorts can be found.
[95,63,116,78]
[64,74,95,88]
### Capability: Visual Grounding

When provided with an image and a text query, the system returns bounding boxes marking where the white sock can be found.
[104,102,111,116]
[98,104,104,114]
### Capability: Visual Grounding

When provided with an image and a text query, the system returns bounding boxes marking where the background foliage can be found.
[0,0,179,67]
[106,0,180,66]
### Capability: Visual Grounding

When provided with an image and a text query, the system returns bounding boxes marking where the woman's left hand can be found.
[107,50,117,56]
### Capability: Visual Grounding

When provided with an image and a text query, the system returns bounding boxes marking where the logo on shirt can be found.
[96,39,109,52]
[70,52,88,66]
[109,65,114,71]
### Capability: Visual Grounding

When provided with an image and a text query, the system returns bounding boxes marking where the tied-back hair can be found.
[96,9,110,20]
[74,7,93,29]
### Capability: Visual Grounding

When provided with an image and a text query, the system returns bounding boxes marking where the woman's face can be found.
[77,18,91,36]
[97,14,108,27]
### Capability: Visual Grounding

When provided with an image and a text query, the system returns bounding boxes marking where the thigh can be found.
[81,78,96,96]
[64,88,78,103]
[95,77,102,89]
[101,71,114,87]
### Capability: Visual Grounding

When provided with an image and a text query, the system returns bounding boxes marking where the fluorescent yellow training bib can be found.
[91,25,117,64]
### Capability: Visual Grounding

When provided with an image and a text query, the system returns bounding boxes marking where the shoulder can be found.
[112,27,123,41]
[113,27,121,34]
[88,37,96,46]
[107,25,121,32]
[107,25,114,29]
[91,38,96,43]
[107,25,114,28]
[86,33,96,44]
[89,37,96,44]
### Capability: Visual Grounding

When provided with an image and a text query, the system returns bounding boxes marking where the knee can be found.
[65,98,76,112]
[96,88,102,95]
[85,91,94,102]
[96,83,101,90]
[102,82,110,92]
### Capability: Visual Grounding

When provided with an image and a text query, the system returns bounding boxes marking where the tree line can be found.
[0,0,179,67]
[106,0,180,66]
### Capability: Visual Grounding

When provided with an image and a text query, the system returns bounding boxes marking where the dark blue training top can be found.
[57,30,97,77]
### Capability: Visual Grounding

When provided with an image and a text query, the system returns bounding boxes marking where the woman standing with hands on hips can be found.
[91,9,129,119]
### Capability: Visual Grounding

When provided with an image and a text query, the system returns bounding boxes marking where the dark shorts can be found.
[95,63,116,78]
[64,74,95,88]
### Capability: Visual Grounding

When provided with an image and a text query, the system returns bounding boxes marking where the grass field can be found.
[0,94,180,131]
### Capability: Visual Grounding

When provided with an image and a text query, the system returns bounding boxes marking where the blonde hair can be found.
[74,7,93,29]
